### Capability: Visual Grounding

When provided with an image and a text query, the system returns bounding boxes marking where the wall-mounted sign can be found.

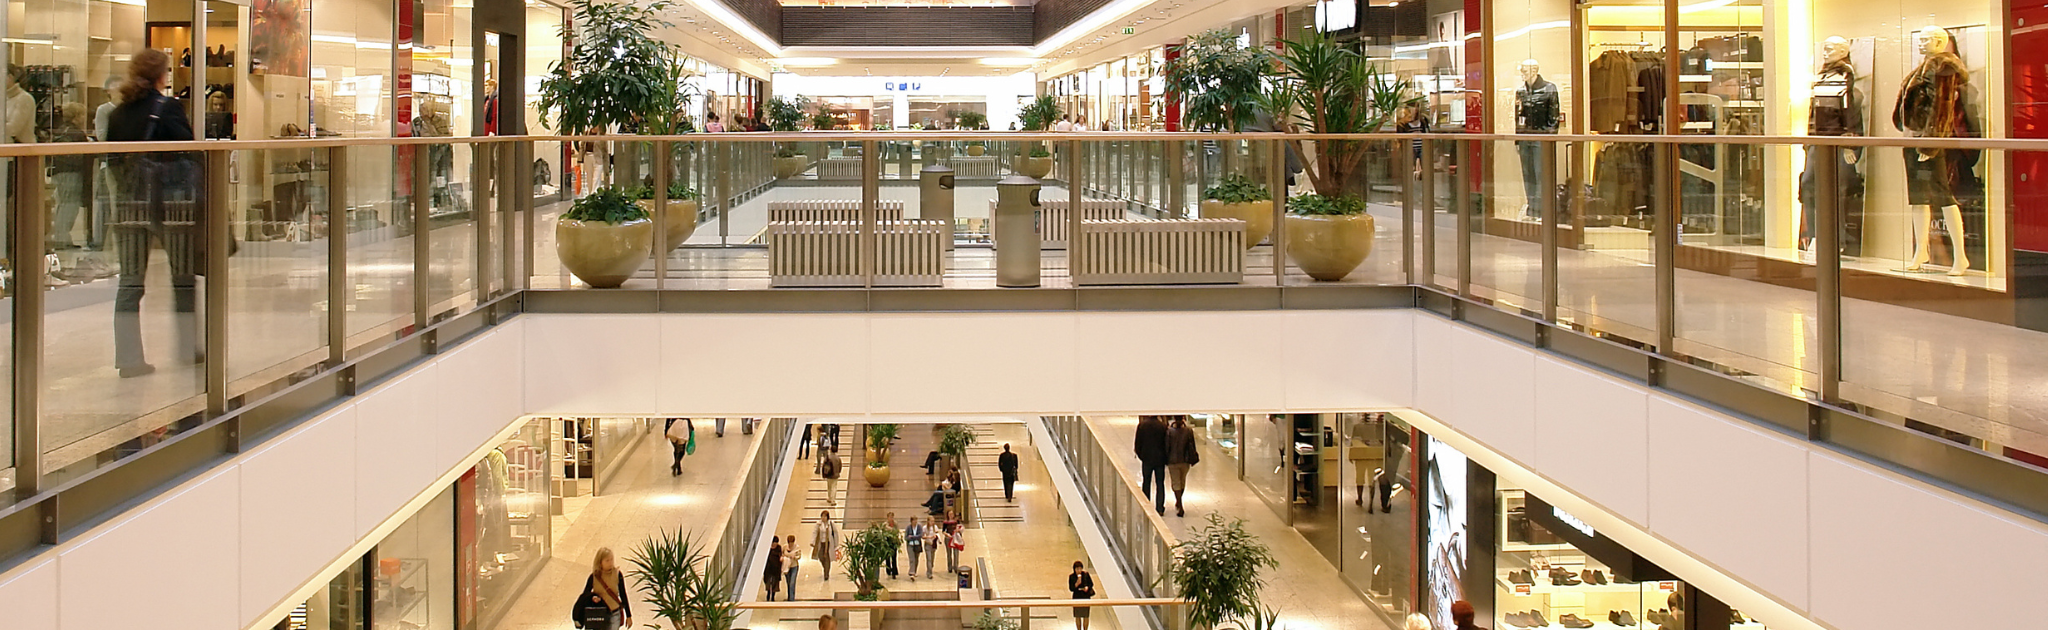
[883,81,923,91]
[1118,26,1136,35]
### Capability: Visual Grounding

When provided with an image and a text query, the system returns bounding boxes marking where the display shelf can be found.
[1499,620,1650,630]
[1497,573,1642,595]
[1706,61,1764,70]
[1503,541,1580,553]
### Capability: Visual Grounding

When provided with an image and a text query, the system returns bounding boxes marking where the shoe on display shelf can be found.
[1558,614,1594,629]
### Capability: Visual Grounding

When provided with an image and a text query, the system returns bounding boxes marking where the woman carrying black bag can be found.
[105,48,201,378]
[573,547,632,629]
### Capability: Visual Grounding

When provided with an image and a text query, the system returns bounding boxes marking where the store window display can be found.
[1495,488,1765,630]
[1515,60,1561,220]
[1799,36,1866,256]
[1893,25,1981,276]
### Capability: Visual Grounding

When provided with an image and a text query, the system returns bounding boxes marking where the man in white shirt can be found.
[1052,115,1074,132]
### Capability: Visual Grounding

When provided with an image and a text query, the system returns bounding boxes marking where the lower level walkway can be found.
[1083,415,1389,630]
[495,423,759,630]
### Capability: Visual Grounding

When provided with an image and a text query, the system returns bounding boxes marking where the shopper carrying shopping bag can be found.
[665,418,693,476]
[819,448,841,505]
[106,48,210,378]
[572,548,631,630]
[944,523,965,574]
[812,511,841,582]
[783,535,802,600]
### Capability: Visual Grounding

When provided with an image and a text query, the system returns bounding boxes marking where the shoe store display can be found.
[1646,609,1670,626]
[1532,611,1550,627]
[1509,570,1533,585]
[1617,610,1637,626]
[1504,612,1531,628]
[1592,570,1609,585]
[1558,614,1594,628]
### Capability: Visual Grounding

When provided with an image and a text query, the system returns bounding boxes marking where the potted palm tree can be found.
[555,186,653,288]
[1162,514,1280,630]
[629,530,738,630]
[1015,95,1060,178]
[631,181,703,252]
[1262,29,1407,281]
[767,96,811,177]
[863,423,900,487]
[845,523,904,624]
[535,0,685,286]
[1163,29,1277,246]
[937,424,976,481]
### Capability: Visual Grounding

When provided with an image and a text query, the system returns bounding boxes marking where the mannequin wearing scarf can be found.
[1891,26,1980,275]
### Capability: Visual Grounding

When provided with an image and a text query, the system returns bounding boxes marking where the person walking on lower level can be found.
[819,449,842,506]
[665,418,694,476]
[944,523,965,575]
[799,424,813,459]
[764,539,785,601]
[813,511,841,582]
[1068,561,1096,630]
[883,512,901,579]
[921,520,940,578]
[783,534,802,601]
[1164,416,1200,517]
[1134,415,1170,515]
[904,517,926,581]
[997,443,1020,502]
[575,548,632,630]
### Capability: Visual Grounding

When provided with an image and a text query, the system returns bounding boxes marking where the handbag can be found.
[127,96,236,267]
[947,535,965,551]
[571,594,616,630]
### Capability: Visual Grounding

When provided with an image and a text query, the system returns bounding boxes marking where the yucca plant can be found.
[1018,95,1061,131]
[1161,514,1279,630]
[843,523,904,597]
[627,530,712,630]
[1261,28,1408,213]
[685,565,740,630]
[938,424,976,460]
[535,0,682,135]
[767,96,811,132]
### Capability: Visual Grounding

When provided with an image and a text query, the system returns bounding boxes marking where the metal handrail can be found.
[0,130,2035,156]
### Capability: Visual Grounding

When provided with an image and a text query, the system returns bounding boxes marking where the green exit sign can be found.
[1118,26,1136,35]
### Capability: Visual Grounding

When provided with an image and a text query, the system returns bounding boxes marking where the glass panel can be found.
[343,145,410,357]
[41,147,207,485]
[1470,139,1549,313]
[1557,139,1661,348]
[227,146,330,397]
[1339,413,1415,617]
[459,416,551,627]
[372,488,454,630]
[281,557,366,630]
[425,143,479,312]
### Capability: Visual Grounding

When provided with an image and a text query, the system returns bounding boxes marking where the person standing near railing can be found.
[105,48,201,378]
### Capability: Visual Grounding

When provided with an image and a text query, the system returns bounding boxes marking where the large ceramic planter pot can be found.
[966,145,986,157]
[556,217,654,288]
[636,199,700,252]
[1284,214,1375,281]
[864,463,891,487]
[1201,199,1274,248]
[775,156,808,178]
[1016,156,1053,179]
[866,446,891,464]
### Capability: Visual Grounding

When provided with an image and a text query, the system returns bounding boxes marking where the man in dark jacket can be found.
[1134,416,1170,514]
[996,444,1020,501]
[1164,416,1200,516]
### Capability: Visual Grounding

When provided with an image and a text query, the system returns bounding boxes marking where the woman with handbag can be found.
[812,511,841,583]
[1068,561,1095,630]
[943,523,965,576]
[573,548,631,630]
[105,48,203,378]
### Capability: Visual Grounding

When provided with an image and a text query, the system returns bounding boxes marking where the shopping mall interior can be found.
[0,0,2043,628]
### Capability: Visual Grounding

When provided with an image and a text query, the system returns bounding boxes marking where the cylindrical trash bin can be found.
[994,175,1042,287]
[921,164,956,251]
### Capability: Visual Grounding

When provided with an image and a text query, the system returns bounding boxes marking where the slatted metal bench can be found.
[1071,218,1245,285]
[986,198,1124,249]
[766,200,906,222]
[766,220,947,287]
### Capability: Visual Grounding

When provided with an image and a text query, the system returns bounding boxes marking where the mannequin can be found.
[1800,36,1865,254]
[1514,59,1560,219]
[1891,26,1979,275]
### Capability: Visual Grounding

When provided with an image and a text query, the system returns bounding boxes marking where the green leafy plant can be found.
[627,530,736,630]
[774,145,802,159]
[535,0,683,135]
[766,96,811,132]
[842,523,904,596]
[966,140,985,147]
[1028,147,1051,158]
[1203,173,1273,203]
[1261,29,1409,202]
[1162,29,1273,132]
[1161,514,1279,630]
[938,424,977,460]
[866,423,901,447]
[562,186,650,223]
[972,611,1021,630]
[810,106,840,130]
[953,109,988,130]
[1018,95,1061,131]
[628,182,703,201]
[1286,193,1367,216]
[867,459,888,469]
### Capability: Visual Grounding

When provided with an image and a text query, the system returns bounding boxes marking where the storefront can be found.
[768,73,1034,130]
[275,417,555,630]
[1045,46,1166,131]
